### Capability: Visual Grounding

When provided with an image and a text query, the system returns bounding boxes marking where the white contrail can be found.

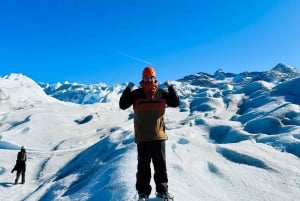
[108,48,154,65]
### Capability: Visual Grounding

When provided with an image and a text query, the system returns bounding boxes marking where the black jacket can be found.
[11,151,27,173]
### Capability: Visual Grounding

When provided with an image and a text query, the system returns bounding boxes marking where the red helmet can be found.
[142,66,156,77]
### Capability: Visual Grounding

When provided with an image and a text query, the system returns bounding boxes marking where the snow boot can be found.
[138,193,149,201]
[15,173,20,184]
[156,192,174,201]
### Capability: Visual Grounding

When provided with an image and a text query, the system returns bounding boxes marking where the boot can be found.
[156,192,174,200]
[15,173,20,184]
[138,193,149,201]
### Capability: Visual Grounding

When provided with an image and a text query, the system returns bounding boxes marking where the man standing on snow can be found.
[11,146,27,184]
[119,66,179,201]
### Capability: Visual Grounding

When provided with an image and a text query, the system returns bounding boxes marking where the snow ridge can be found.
[0,63,300,201]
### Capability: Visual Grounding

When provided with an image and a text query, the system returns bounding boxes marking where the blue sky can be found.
[0,0,299,85]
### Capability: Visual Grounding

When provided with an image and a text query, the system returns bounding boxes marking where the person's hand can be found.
[127,82,135,89]
[164,81,172,87]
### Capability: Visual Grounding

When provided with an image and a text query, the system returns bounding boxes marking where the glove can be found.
[164,81,172,87]
[127,82,135,90]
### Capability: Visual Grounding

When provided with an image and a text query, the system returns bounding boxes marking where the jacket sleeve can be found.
[166,86,180,107]
[119,87,134,110]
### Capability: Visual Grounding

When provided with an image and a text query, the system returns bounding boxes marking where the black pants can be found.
[15,170,25,184]
[136,140,168,195]
[15,165,26,184]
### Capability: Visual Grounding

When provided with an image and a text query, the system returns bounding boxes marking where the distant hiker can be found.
[11,146,27,184]
[119,66,179,201]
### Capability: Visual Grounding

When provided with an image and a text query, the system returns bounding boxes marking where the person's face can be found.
[142,76,157,83]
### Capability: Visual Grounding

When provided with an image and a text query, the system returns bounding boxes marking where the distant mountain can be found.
[39,63,300,104]
[38,81,124,104]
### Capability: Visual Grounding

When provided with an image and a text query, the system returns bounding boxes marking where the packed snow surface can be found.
[1,65,300,201]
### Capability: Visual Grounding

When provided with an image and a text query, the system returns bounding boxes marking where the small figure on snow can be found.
[119,66,179,200]
[11,146,27,184]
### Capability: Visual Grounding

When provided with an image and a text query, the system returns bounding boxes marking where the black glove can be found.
[127,82,135,90]
[164,81,172,87]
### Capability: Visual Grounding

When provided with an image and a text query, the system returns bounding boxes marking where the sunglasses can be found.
[142,76,157,83]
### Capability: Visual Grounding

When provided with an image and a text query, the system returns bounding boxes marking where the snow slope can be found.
[1,66,300,201]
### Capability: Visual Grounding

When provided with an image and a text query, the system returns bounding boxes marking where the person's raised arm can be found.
[165,81,179,107]
[119,82,135,110]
